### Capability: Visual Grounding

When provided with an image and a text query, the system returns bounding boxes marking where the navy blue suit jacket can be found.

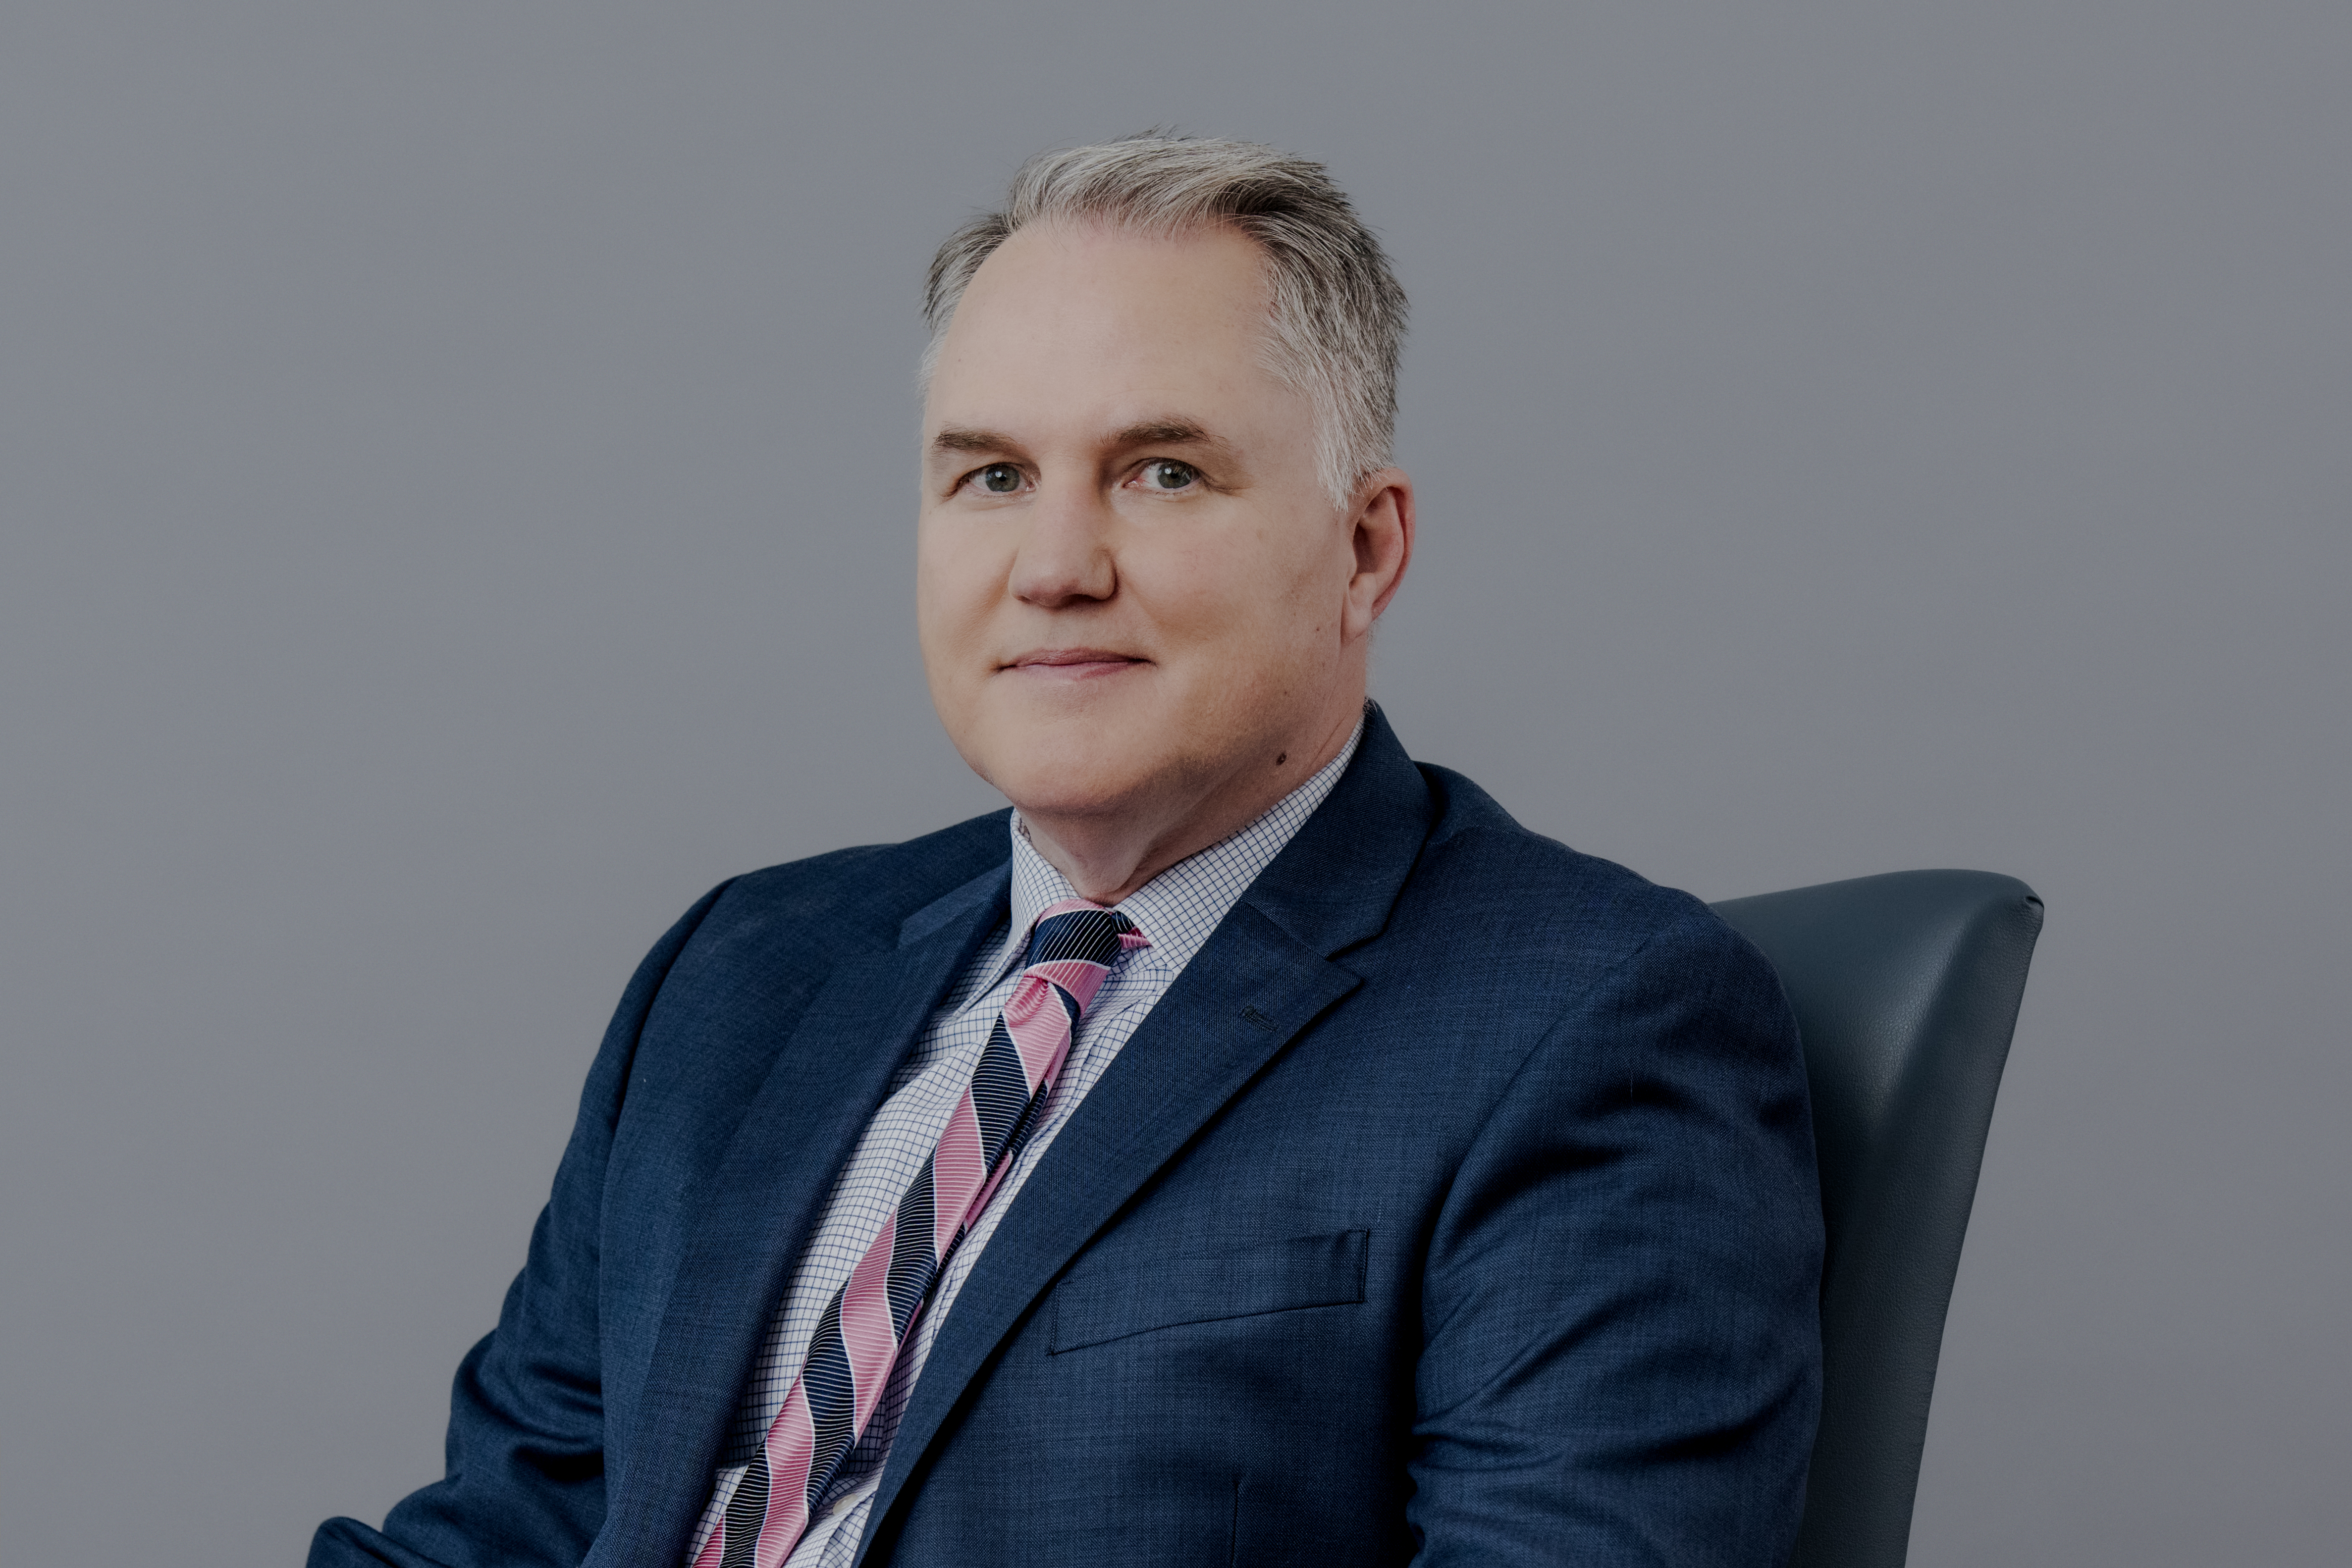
[312,710,1822,1568]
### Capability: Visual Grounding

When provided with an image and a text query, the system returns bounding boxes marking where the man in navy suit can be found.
[311,136,1822,1568]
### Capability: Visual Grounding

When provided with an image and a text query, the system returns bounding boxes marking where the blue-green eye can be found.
[974,463,1022,494]
[1141,460,1199,491]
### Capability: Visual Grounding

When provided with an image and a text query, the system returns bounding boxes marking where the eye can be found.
[967,463,1024,495]
[1136,459,1201,492]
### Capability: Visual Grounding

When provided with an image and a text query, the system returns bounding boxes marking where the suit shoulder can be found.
[693,808,1012,946]
[1405,763,1765,984]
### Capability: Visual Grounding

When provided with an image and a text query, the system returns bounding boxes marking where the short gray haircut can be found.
[922,135,1407,507]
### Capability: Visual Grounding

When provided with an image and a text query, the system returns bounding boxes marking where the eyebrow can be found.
[930,426,1021,456]
[1110,418,1216,449]
[926,418,1232,459]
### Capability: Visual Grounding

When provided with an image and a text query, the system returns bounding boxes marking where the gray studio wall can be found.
[2,3,2345,1564]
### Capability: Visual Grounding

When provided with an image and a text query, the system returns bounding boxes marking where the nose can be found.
[1008,480,1117,608]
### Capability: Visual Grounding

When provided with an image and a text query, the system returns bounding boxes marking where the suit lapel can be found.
[594,865,1010,1568]
[854,708,1436,1562]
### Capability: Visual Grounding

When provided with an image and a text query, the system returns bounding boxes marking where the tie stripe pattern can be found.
[694,898,1147,1568]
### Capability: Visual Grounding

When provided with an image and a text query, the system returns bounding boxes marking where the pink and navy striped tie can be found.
[694,898,1149,1568]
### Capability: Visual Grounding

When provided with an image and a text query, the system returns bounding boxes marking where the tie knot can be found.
[1024,898,1148,972]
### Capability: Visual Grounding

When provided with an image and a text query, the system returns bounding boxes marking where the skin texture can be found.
[916,221,1415,903]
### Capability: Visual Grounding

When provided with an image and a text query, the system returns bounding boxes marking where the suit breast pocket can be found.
[1047,1228,1369,1355]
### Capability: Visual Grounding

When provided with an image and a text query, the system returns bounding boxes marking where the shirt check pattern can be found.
[685,718,1363,1568]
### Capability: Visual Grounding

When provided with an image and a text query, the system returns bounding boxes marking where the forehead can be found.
[925,222,1297,432]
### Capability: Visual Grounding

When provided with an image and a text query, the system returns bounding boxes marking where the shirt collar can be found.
[994,713,1366,987]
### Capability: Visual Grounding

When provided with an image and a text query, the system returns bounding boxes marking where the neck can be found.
[1017,700,1363,905]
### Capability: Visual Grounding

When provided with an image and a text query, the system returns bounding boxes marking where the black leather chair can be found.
[1710,871,2044,1568]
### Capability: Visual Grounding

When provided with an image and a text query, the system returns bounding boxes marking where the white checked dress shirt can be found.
[685,718,1363,1568]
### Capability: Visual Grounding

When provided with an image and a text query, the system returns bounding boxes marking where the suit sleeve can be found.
[308,882,732,1568]
[1407,905,1824,1568]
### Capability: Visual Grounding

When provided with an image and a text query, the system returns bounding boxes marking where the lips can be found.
[1001,647,1147,679]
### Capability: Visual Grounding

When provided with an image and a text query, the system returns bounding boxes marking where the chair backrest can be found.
[1710,870,2043,1568]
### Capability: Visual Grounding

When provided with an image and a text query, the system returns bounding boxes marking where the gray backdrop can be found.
[2,3,2345,1564]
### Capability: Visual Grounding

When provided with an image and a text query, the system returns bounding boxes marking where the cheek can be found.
[915,523,999,665]
[1143,520,1338,661]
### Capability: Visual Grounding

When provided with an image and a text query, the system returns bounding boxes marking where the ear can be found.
[1341,468,1415,642]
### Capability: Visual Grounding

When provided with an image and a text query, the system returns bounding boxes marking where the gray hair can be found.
[921,135,1407,507]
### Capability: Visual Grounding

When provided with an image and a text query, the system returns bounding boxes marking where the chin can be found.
[992,757,1159,822]
[971,722,1174,821]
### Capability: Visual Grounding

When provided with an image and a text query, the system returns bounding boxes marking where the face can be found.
[917,222,1393,831]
